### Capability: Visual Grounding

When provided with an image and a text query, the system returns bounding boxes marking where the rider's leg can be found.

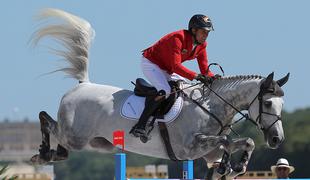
[140,56,172,98]
[131,90,166,136]
[130,57,171,136]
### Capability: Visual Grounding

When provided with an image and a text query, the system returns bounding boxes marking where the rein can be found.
[181,90,226,135]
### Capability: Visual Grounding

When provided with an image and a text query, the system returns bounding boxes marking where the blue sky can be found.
[1,0,309,121]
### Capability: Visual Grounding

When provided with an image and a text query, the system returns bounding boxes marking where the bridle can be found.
[181,81,282,136]
[247,86,282,134]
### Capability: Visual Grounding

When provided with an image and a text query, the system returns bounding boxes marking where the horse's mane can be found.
[183,75,264,94]
[219,75,263,81]
[212,75,264,91]
[184,75,263,86]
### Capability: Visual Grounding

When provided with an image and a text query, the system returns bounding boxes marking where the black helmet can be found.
[188,14,214,31]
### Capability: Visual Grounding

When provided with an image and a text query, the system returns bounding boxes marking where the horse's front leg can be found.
[195,133,233,177]
[224,137,255,180]
[197,135,255,180]
[195,133,229,148]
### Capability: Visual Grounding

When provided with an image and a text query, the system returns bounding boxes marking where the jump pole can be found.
[115,153,194,180]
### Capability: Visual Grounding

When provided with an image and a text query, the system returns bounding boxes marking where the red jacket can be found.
[143,29,213,80]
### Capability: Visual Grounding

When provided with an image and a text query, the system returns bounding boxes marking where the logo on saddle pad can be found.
[121,94,183,123]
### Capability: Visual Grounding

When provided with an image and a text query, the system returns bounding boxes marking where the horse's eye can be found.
[264,100,272,107]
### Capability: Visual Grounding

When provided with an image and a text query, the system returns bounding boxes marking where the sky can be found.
[1,0,309,121]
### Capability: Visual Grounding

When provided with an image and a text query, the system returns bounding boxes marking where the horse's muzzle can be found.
[268,135,284,149]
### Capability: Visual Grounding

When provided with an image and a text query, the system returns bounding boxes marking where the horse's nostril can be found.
[272,136,280,144]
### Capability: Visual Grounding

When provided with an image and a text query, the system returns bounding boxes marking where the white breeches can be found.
[141,56,185,97]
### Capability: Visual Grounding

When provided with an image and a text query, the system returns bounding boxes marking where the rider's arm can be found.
[197,47,214,77]
[168,37,197,80]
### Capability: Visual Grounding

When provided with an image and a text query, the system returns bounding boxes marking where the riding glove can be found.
[195,74,213,84]
[214,74,222,79]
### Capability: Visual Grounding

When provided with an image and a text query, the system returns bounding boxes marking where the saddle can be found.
[134,78,181,118]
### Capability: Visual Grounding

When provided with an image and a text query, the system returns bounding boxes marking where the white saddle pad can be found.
[121,94,183,124]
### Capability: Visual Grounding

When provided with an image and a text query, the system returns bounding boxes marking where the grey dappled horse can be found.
[30,9,289,179]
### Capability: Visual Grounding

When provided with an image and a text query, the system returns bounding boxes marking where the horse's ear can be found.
[277,73,290,87]
[262,72,274,89]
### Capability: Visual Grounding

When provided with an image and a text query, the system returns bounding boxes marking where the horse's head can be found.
[248,72,290,149]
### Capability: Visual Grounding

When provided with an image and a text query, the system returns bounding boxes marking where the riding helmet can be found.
[188,14,214,31]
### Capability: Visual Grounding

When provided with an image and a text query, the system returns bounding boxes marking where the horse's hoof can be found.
[30,154,48,165]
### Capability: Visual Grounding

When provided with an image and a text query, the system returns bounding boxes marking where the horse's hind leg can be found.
[30,111,68,164]
[39,111,51,161]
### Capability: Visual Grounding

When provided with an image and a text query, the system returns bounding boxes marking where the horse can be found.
[30,8,290,179]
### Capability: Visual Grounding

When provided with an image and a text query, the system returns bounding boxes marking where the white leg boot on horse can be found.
[130,90,166,141]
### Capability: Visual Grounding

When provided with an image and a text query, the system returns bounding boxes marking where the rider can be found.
[130,14,217,137]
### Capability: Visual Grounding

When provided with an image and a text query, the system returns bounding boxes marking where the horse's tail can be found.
[32,8,95,83]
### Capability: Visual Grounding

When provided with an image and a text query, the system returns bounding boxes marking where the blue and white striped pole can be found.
[183,160,194,179]
[182,160,193,179]
[115,153,126,180]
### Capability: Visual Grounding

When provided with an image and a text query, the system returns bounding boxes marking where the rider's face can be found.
[193,28,209,44]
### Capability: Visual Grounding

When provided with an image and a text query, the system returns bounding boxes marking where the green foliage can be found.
[54,108,310,179]
[282,108,310,153]
[0,165,18,180]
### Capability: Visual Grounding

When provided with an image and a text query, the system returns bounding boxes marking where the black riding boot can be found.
[130,90,165,137]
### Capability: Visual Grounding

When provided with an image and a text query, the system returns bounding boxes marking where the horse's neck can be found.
[214,77,262,117]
